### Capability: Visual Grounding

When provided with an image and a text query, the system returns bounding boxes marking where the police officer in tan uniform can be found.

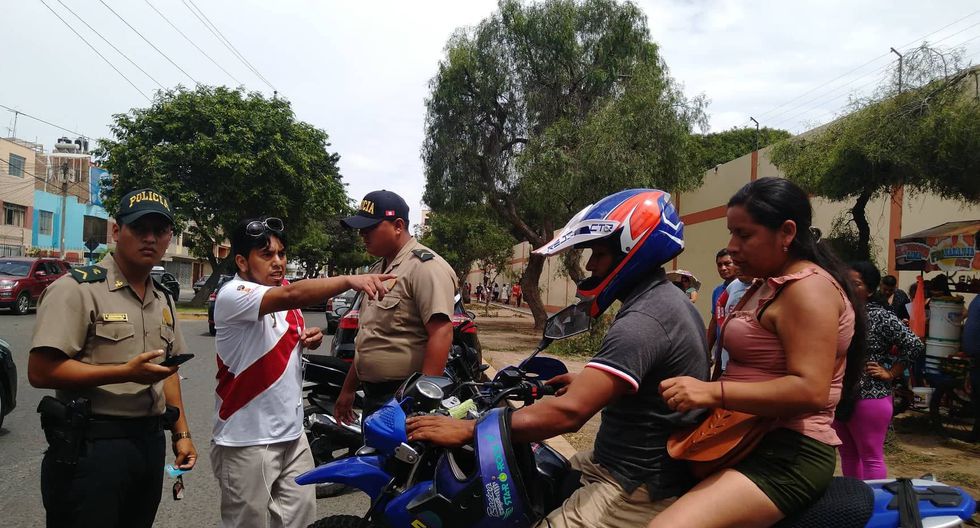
[335,190,458,421]
[28,188,197,528]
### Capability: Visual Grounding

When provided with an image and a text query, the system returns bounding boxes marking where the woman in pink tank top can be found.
[649,178,866,528]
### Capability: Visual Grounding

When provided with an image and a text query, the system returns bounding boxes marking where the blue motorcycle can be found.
[296,303,978,528]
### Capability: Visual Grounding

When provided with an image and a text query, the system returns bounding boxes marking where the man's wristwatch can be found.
[172,431,192,443]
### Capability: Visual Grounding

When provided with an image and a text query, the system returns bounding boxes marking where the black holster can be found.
[37,396,90,465]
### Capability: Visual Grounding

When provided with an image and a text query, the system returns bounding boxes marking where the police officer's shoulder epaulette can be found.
[412,249,435,262]
[68,265,107,283]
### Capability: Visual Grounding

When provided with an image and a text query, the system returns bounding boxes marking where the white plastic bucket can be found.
[928,299,965,341]
[912,387,934,409]
[925,338,960,359]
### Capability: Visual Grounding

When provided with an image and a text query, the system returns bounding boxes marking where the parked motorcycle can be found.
[298,302,978,528]
[302,324,488,469]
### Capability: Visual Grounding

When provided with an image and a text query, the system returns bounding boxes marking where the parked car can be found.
[0,337,17,430]
[207,275,235,336]
[192,274,211,294]
[150,266,181,302]
[324,289,357,335]
[0,257,71,314]
[328,291,480,361]
[287,276,330,311]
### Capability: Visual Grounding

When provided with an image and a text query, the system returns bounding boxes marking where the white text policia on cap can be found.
[129,190,170,211]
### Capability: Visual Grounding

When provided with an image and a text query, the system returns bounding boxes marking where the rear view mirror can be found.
[543,302,591,340]
[335,306,350,317]
[523,356,568,380]
[465,310,477,319]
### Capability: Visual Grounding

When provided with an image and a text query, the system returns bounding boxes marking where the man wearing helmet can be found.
[408,189,708,527]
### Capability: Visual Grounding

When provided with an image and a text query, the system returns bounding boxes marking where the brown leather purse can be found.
[667,280,775,479]
[667,408,774,479]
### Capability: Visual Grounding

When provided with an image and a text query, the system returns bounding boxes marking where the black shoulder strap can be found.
[69,265,107,283]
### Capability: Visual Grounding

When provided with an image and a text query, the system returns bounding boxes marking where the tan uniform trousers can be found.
[211,435,316,528]
[535,450,676,528]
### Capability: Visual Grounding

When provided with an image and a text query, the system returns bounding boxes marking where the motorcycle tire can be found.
[309,515,382,528]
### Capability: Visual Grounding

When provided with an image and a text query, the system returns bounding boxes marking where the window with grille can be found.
[4,203,26,227]
[7,154,25,177]
[39,210,53,235]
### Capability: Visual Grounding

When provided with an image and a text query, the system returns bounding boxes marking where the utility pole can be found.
[59,162,68,258]
[891,47,904,94]
[749,116,760,151]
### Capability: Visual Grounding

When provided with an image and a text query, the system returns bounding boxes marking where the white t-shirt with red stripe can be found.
[212,276,306,446]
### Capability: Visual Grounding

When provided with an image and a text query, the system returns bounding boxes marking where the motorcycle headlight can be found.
[0,280,17,289]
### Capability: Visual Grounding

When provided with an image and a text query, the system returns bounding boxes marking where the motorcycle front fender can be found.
[295,455,391,500]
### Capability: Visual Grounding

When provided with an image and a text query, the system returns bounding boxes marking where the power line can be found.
[98,0,199,85]
[55,0,165,89]
[142,0,243,85]
[182,0,277,92]
[37,0,151,102]
[764,30,980,132]
[0,104,93,139]
[753,10,980,123]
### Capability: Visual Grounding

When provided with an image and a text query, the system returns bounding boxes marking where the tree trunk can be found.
[189,254,231,306]
[561,250,585,284]
[851,190,873,260]
[522,253,549,330]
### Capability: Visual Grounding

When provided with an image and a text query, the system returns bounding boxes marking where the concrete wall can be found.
[474,144,980,322]
[32,190,110,258]
[0,138,37,253]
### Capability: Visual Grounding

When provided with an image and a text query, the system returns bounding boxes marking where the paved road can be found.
[0,311,370,527]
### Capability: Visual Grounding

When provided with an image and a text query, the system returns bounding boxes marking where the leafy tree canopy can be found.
[770,46,980,260]
[422,0,706,326]
[693,126,791,170]
[420,208,517,282]
[96,86,348,302]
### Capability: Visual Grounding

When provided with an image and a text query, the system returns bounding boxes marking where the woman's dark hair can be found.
[850,261,881,296]
[728,177,867,421]
[230,216,288,263]
[881,274,898,287]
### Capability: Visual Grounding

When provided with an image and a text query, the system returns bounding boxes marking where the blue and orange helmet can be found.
[534,189,684,317]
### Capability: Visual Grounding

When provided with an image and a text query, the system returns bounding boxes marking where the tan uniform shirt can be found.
[354,238,458,383]
[30,255,186,417]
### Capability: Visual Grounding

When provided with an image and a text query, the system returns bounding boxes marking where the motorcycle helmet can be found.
[534,189,684,317]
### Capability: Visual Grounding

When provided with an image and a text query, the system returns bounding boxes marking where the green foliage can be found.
[547,305,617,358]
[693,127,791,170]
[422,0,706,326]
[95,86,348,296]
[822,211,881,265]
[420,209,516,282]
[771,48,980,259]
[292,206,373,277]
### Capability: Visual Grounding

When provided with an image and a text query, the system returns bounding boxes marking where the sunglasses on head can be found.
[245,218,284,237]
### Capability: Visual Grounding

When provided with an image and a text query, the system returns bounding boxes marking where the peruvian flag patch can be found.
[385,210,396,216]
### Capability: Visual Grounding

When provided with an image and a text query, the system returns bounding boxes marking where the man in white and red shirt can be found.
[212,216,392,528]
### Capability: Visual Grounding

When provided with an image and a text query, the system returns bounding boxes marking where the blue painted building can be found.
[32,166,110,261]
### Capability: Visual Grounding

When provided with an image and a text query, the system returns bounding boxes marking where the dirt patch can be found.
[478,312,980,507]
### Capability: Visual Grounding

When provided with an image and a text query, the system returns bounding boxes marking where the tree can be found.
[422,0,706,328]
[96,86,348,304]
[771,46,980,260]
[421,208,517,284]
[694,127,791,170]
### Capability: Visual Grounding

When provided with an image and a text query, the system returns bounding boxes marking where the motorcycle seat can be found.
[775,477,873,528]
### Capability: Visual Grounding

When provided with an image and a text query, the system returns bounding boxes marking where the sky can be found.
[2,0,979,229]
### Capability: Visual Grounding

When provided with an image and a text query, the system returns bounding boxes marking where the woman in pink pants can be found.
[833,261,923,479]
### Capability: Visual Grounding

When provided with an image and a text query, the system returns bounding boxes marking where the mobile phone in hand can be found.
[161,354,194,367]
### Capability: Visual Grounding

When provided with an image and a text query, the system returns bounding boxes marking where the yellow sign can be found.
[102,313,129,322]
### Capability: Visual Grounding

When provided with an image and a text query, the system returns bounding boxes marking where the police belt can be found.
[361,380,404,398]
[85,414,166,440]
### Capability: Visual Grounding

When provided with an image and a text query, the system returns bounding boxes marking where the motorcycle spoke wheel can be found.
[931,386,975,442]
